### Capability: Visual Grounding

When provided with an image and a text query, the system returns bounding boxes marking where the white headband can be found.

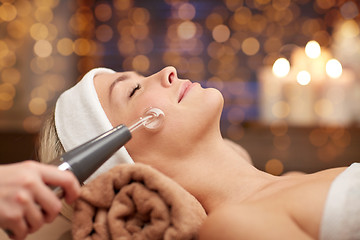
[55,68,134,183]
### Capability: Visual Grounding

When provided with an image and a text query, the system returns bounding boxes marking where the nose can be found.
[158,66,177,87]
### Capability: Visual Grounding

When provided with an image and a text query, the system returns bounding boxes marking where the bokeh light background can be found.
[0,0,359,174]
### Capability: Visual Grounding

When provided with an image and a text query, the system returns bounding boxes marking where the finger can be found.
[36,165,81,203]
[31,183,62,223]
[23,199,45,233]
[8,221,28,240]
[54,171,81,204]
[8,192,30,240]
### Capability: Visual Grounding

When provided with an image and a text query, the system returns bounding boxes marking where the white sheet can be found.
[320,162,360,240]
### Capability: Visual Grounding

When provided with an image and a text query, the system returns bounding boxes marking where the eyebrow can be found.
[109,74,130,97]
[108,72,145,98]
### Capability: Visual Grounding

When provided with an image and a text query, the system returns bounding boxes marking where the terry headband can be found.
[55,68,134,183]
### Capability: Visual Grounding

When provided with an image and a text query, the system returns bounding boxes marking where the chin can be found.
[197,87,224,125]
[206,87,224,110]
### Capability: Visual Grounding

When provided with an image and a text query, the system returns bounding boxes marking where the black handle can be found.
[50,124,132,184]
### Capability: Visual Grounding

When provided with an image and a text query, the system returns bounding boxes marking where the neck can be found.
[165,137,277,214]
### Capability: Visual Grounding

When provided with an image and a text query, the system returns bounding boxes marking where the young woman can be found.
[39,66,359,240]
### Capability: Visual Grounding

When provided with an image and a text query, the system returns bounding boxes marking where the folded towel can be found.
[319,162,360,240]
[72,163,207,240]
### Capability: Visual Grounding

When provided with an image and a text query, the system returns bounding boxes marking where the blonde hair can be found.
[38,111,65,164]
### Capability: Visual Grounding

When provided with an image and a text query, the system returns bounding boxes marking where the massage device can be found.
[49,107,165,197]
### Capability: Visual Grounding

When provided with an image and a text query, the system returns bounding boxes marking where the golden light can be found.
[31,86,49,100]
[340,20,360,38]
[265,159,284,176]
[0,83,16,100]
[0,96,13,110]
[0,3,17,22]
[30,23,49,40]
[241,37,260,56]
[0,51,16,68]
[34,40,53,58]
[178,3,196,20]
[296,70,311,85]
[326,59,342,78]
[34,7,53,23]
[94,3,112,22]
[212,24,231,43]
[0,41,9,58]
[15,0,32,17]
[113,0,132,11]
[28,97,47,115]
[131,8,150,24]
[57,38,73,56]
[132,55,150,72]
[7,20,28,39]
[272,0,291,11]
[340,1,359,20]
[233,7,252,25]
[272,58,290,77]
[316,0,336,10]
[73,38,91,56]
[225,0,245,11]
[305,40,321,59]
[177,21,196,40]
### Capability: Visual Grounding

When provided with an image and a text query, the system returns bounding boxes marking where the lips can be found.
[178,81,193,103]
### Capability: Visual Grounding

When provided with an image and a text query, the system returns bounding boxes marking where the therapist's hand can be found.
[0,160,80,240]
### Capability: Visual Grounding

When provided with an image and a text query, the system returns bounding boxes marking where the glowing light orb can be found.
[272,58,290,77]
[305,40,321,59]
[326,59,342,78]
[296,70,311,85]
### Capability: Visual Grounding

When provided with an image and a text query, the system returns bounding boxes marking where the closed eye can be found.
[129,84,141,98]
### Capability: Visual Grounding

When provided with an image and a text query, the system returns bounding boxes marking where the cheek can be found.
[130,94,172,120]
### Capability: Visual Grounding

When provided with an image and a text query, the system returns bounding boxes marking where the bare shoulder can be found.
[199,202,312,240]
[253,167,347,238]
[199,167,348,240]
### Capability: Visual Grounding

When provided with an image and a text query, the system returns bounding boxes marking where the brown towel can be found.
[72,163,207,240]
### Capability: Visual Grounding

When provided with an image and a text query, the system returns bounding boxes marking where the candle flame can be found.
[272,58,290,77]
[297,70,311,85]
[305,40,321,59]
[326,59,342,78]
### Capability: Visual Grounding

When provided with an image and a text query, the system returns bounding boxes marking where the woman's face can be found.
[94,66,224,166]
